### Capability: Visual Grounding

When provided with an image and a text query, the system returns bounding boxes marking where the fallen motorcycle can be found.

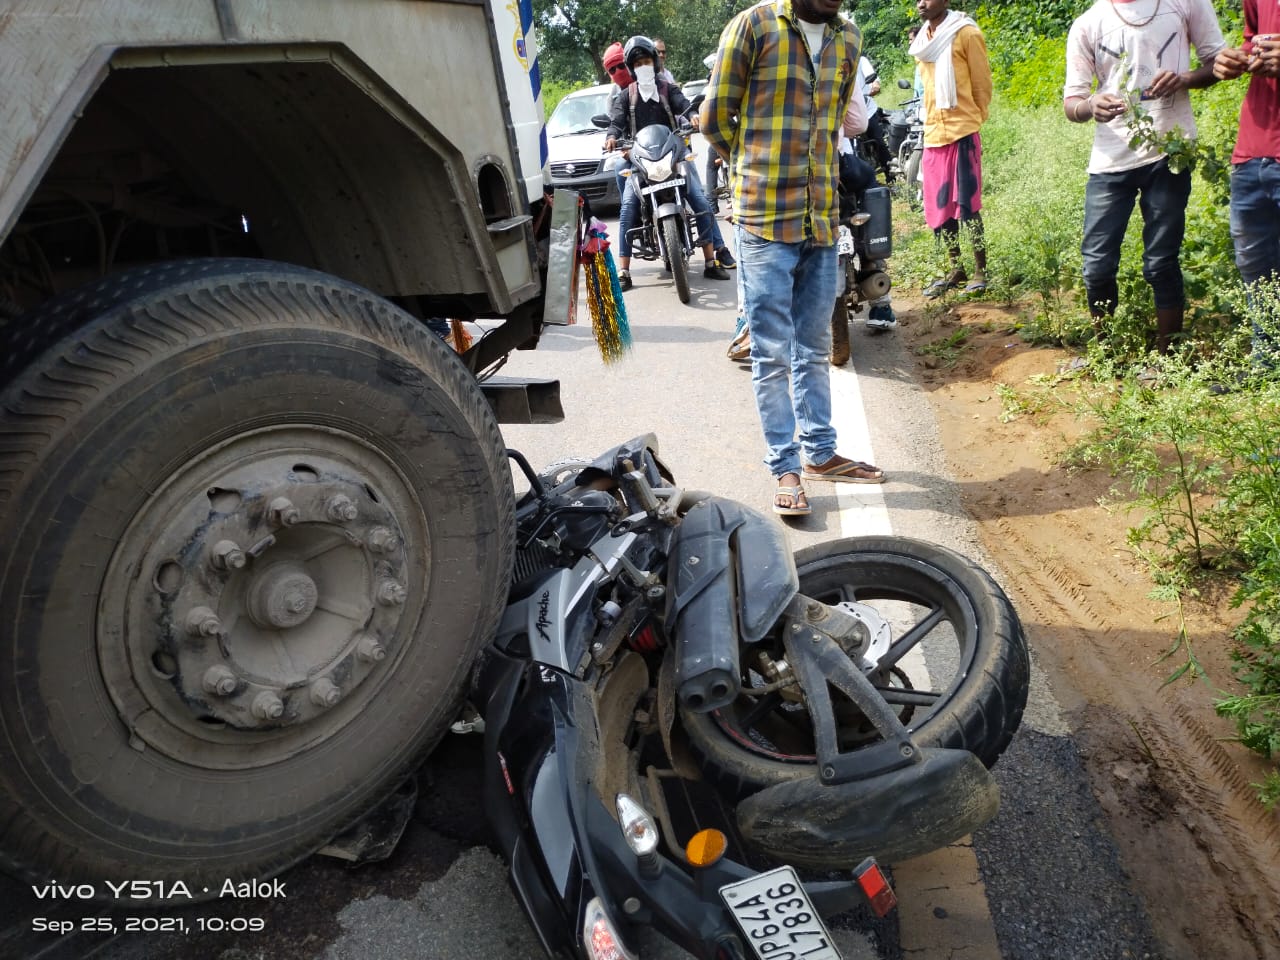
[476,436,1030,960]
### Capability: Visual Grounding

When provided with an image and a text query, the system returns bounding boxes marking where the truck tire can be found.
[0,259,515,897]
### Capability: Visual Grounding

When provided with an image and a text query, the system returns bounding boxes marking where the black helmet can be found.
[623,35,658,73]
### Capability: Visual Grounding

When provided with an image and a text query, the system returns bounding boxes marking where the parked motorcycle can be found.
[832,179,894,363]
[606,122,701,304]
[477,436,1030,960]
[886,80,924,210]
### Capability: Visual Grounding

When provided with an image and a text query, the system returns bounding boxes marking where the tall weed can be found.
[1063,286,1280,805]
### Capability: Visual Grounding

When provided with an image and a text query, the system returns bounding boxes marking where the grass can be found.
[901,90,1280,806]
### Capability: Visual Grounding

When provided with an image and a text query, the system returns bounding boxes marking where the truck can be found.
[0,0,564,896]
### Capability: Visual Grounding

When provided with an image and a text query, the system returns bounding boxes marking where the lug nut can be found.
[356,634,387,663]
[185,606,222,637]
[269,497,300,527]
[367,526,399,554]
[376,580,407,606]
[309,677,341,708]
[325,495,358,522]
[212,539,246,571]
[202,665,238,697]
[252,691,285,721]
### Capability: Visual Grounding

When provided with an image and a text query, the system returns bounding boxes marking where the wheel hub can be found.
[833,600,893,670]
[99,428,430,767]
[246,562,319,629]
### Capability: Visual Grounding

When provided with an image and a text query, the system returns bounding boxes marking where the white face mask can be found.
[634,64,656,86]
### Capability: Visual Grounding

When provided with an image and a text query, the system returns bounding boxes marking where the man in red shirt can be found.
[1215,7,1280,361]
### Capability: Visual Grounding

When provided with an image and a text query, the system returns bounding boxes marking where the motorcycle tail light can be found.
[853,857,898,917]
[684,828,727,868]
[615,793,660,856]
[583,897,638,960]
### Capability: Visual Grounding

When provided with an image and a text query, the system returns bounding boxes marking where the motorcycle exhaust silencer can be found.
[668,501,742,714]
[859,271,891,300]
[668,498,800,714]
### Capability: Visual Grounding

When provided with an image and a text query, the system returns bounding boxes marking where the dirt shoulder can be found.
[895,295,1280,960]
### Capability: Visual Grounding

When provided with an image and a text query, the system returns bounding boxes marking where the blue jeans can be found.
[1081,158,1191,314]
[1230,158,1280,284]
[1229,157,1280,363]
[619,160,722,258]
[737,225,838,478]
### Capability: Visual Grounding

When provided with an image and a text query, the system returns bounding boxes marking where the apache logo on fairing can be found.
[536,590,552,642]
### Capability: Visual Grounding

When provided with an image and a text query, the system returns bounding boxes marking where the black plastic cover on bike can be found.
[570,433,672,489]
[859,186,892,259]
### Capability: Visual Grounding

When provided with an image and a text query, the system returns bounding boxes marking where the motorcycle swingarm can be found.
[780,603,925,784]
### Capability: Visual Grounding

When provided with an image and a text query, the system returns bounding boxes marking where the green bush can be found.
[998,35,1068,109]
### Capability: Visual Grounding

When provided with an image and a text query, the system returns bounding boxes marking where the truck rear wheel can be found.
[0,259,514,896]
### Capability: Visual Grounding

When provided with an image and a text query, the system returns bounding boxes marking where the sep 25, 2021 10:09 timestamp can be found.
[32,915,267,936]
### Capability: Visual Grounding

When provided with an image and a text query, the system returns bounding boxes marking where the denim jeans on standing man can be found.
[1229,157,1280,364]
[1229,158,1280,284]
[736,225,838,478]
[1081,157,1191,315]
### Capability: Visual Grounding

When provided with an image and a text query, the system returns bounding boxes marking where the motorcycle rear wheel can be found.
[662,216,691,304]
[679,537,1029,799]
[830,290,851,366]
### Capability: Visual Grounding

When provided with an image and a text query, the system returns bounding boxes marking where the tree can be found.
[531,0,757,88]
[533,0,670,87]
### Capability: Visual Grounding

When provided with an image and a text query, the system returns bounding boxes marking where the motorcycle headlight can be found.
[582,897,638,960]
[638,156,675,183]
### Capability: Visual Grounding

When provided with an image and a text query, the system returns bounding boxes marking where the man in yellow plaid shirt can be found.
[702,0,885,518]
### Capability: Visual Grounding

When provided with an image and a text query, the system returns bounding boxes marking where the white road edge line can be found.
[828,364,892,538]
[828,362,1003,960]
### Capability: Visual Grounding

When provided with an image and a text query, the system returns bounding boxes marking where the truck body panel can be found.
[0,0,548,314]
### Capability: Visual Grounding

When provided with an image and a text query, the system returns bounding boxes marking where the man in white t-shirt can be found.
[1063,0,1226,354]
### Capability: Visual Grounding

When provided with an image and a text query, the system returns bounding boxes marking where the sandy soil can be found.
[895,296,1280,960]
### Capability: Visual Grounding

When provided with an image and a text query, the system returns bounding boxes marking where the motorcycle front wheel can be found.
[661,215,691,304]
[903,147,923,210]
[679,537,1029,799]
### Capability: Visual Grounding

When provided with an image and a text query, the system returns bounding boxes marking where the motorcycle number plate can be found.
[719,866,841,960]
[837,229,855,257]
[641,177,685,196]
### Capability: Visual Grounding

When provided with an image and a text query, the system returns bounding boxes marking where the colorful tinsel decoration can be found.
[580,217,632,363]
[448,318,473,353]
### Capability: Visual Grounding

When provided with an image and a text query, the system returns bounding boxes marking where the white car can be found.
[546,84,620,210]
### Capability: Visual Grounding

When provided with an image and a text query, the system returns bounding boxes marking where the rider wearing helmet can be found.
[604,35,733,291]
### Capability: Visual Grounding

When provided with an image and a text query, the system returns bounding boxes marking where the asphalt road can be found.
[0,217,1165,960]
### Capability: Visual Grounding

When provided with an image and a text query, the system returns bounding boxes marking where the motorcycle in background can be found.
[886,79,924,210]
[832,182,894,363]
[477,435,1031,960]
[603,121,701,304]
